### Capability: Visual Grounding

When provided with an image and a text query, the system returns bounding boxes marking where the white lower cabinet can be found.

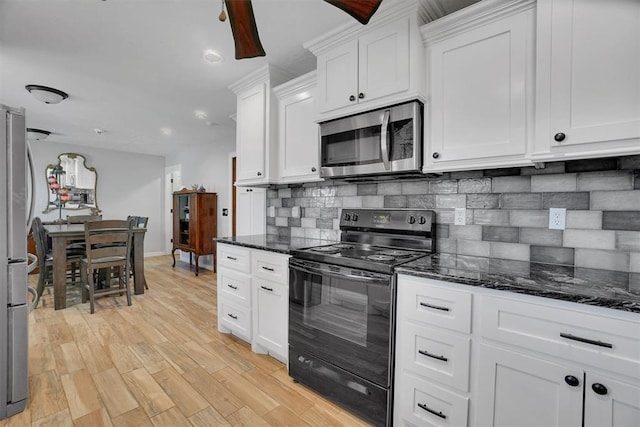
[216,243,290,364]
[476,344,583,426]
[251,250,289,364]
[395,275,473,426]
[252,277,288,364]
[394,274,640,427]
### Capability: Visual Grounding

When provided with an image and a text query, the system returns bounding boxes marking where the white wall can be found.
[30,141,166,255]
[166,137,236,270]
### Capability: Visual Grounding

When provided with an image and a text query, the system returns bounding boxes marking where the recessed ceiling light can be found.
[93,128,105,135]
[160,127,172,136]
[194,110,208,119]
[202,49,223,64]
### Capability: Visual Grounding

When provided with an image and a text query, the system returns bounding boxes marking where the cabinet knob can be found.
[257,171,262,176]
[564,375,580,387]
[554,132,566,142]
[592,383,608,395]
[432,152,440,159]
[358,92,364,99]
[349,95,356,102]
[311,167,316,172]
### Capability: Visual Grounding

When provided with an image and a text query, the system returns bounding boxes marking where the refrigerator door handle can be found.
[26,141,35,231]
[8,262,27,306]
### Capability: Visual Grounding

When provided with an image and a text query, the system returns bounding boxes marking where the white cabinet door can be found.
[584,373,640,427]
[476,344,583,427]
[275,72,321,183]
[317,40,359,113]
[358,17,410,106]
[252,278,288,364]
[236,187,265,236]
[316,18,411,115]
[236,83,267,183]
[534,0,640,158]
[425,3,534,171]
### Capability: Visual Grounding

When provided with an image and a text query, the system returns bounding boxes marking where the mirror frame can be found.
[43,153,101,215]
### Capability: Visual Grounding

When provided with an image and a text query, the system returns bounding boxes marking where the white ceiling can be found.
[0,0,477,157]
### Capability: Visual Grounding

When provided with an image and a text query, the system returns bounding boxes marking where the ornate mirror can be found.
[44,153,100,215]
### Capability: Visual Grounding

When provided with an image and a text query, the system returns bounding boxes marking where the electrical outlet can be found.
[454,208,466,225]
[549,207,566,230]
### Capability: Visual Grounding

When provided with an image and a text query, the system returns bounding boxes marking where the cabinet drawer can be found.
[397,322,471,392]
[217,267,251,307]
[217,244,251,272]
[252,250,290,283]
[394,371,469,427]
[219,299,251,342]
[398,275,473,334]
[481,294,640,378]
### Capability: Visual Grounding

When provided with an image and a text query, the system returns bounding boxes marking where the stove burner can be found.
[310,243,354,254]
[367,254,396,262]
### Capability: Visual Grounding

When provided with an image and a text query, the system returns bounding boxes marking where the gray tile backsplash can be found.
[266,156,640,274]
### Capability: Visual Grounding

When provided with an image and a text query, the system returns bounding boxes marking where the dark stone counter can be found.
[215,234,337,255]
[396,253,640,313]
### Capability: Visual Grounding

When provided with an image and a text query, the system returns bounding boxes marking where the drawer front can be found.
[397,322,471,392]
[252,250,290,283]
[219,299,251,342]
[217,267,251,307]
[217,244,251,272]
[398,275,473,334]
[481,294,640,378]
[394,371,469,427]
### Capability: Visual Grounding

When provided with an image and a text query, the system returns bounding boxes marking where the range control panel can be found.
[340,209,434,232]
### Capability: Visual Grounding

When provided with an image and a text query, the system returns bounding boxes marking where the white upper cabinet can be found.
[273,71,322,184]
[422,0,536,172]
[229,64,290,187]
[317,19,410,113]
[305,0,428,121]
[533,0,640,161]
[235,187,266,237]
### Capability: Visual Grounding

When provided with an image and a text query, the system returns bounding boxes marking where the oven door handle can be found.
[290,261,390,285]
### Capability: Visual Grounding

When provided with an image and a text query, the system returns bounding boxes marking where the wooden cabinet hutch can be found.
[171,190,217,275]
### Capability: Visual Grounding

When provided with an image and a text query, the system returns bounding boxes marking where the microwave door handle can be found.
[381,109,391,170]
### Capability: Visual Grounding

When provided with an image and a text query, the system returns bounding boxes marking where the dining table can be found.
[43,223,147,310]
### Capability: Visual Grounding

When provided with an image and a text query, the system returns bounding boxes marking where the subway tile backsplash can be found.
[266,156,640,275]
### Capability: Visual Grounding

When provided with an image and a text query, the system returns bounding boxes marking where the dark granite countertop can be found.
[215,234,338,255]
[396,253,640,313]
[215,236,640,313]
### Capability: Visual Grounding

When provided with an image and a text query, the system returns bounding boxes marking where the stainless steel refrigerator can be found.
[0,104,29,419]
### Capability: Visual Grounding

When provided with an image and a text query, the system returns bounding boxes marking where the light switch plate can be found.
[454,208,466,225]
[549,207,566,230]
[268,206,276,217]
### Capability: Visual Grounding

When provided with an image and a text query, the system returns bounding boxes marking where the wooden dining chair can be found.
[31,217,84,307]
[80,219,133,314]
[126,215,149,288]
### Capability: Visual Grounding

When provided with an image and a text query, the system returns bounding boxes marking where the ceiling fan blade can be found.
[324,0,383,25]
[225,0,266,59]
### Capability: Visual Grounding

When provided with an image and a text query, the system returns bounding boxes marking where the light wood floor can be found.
[1,255,371,427]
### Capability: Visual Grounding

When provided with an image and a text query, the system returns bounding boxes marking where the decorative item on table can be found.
[48,165,68,222]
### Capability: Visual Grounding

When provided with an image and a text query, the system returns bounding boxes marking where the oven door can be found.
[288,258,395,387]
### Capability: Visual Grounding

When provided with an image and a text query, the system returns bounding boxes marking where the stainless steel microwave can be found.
[319,100,423,179]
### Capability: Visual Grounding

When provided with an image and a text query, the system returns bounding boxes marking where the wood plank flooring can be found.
[2,256,372,427]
